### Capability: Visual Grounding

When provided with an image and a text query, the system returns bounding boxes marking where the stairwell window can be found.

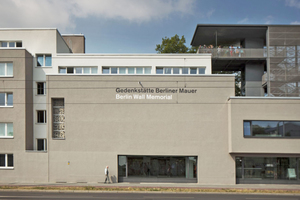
[0,63,13,76]
[37,82,46,95]
[37,110,47,124]
[37,54,52,67]
[1,41,22,48]
[0,154,13,169]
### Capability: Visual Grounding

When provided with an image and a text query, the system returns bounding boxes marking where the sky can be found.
[0,0,300,53]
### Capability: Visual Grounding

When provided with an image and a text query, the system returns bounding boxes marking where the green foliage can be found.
[155,34,195,53]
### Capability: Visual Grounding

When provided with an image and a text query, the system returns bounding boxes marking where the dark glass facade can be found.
[236,157,299,184]
[118,156,197,183]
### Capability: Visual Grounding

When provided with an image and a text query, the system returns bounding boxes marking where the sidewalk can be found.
[0,182,299,191]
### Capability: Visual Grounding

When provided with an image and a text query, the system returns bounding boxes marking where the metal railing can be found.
[197,48,267,58]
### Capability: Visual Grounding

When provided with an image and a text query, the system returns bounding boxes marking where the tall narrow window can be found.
[52,99,65,139]
[37,82,46,95]
[37,110,47,123]
[37,139,47,151]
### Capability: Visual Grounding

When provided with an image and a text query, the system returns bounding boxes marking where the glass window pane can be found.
[45,55,52,66]
[59,68,66,74]
[83,68,90,74]
[199,68,205,74]
[128,68,135,74]
[119,68,126,74]
[7,154,13,167]
[16,42,22,47]
[244,121,251,136]
[156,68,163,74]
[164,68,171,74]
[75,68,82,74]
[182,68,188,74]
[0,93,5,106]
[7,123,13,136]
[67,68,74,74]
[1,42,7,47]
[9,42,15,47]
[173,68,180,74]
[144,68,151,74]
[102,67,109,74]
[111,68,118,74]
[7,93,13,106]
[136,68,143,74]
[118,156,127,177]
[37,55,43,66]
[91,67,98,74]
[0,154,5,166]
[0,123,5,136]
[7,63,13,76]
[0,63,5,75]
[284,121,300,137]
[37,139,45,151]
[190,68,197,74]
[252,121,283,137]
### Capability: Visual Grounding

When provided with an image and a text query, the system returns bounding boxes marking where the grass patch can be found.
[0,185,299,194]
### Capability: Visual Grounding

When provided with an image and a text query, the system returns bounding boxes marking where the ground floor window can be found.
[118,155,197,183]
[236,157,299,184]
[0,154,13,169]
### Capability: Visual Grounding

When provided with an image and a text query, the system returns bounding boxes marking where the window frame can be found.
[37,110,47,124]
[102,67,151,75]
[0,63,13,77]
[0,41,22,48]
[59,67,98,74]
[36,82,46,95]
[155,67,206,75]
[0,154,14,169]
[0,123,13,138]
[37,138,47,151]
[0,93,13,107]
[243,120,300,138]
[36,54,52,67]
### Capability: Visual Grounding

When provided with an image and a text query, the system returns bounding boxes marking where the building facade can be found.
[0,27,299,185]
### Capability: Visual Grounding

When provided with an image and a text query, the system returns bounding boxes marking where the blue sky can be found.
[1,0,300,53]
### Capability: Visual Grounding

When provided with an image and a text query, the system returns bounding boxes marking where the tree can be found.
[155,34,196,53]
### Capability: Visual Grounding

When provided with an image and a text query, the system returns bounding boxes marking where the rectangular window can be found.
[111,68,118,74]
[36,54,52,67]
[59,68,66,74]
[144,68,151,74]
[37,110,47,123]
[119,68,126,74]
[182,68,188,74]
[173,68,180,74]
[83,68,90,74]
[102,67,109,74]
[0,63,13,76]
[75,68,82,74]
[37,82,46,95]
[136,68,143,74]
[37,139,47,151]
[190,68,197,74]
[128,68,135,74]
[198,68,205,74]
[156,67,163,74]
[52,99,65,139]
[0,154,13,168]
[1,41,22,48]
[164,68,172,74]
[244,120,300,138]
[0,123,13,137]
[0,93,13,106]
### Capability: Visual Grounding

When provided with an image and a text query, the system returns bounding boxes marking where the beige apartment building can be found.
[0,26,299,185]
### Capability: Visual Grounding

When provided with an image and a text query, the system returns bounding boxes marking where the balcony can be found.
[197,48,267,58]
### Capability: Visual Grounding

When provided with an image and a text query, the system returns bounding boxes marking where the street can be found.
[0,191,299,200]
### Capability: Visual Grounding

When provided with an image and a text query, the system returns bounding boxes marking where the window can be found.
[0,154,13,168]
[155,67,206,75]
[0,63,13,76]
[1,41,22,48]
[0,123,13,137]
[36,54,52,67]
[37,82,46,95]
[59,67,98,74]
[101,67,151,75]
[0,93,13,106]
[37,110,47,123]
[37,139,47,151]
[244,120,300,138]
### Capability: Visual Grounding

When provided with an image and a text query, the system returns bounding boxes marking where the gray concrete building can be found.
[0,26,299,185]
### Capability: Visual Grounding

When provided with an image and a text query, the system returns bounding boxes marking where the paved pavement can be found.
[0,182,299,191]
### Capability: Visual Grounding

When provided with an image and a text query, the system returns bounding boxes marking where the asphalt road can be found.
[0,191,299,200]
